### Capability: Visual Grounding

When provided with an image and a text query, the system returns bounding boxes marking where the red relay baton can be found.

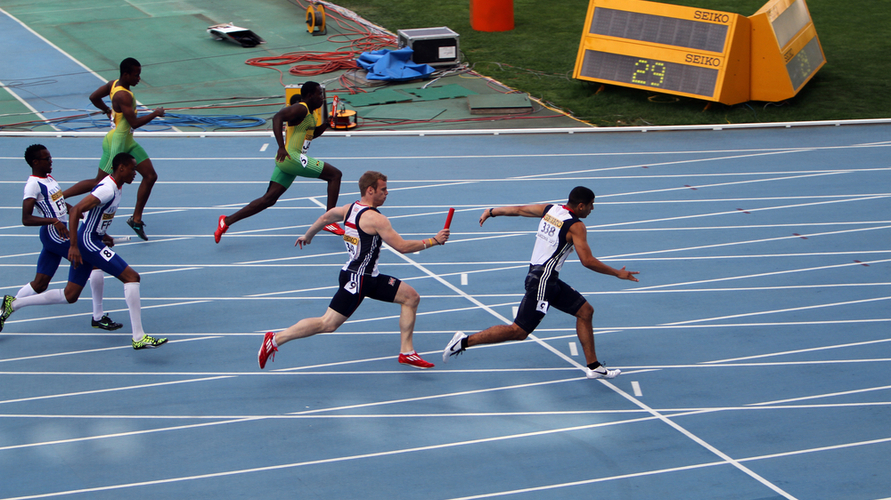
[440,208,454,245]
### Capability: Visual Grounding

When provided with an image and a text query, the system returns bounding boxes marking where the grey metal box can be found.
[397,27,460,67]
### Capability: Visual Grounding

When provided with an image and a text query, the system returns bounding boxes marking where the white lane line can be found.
[632,381,642,397]
[0,337,219,365]
[749,384,891,407]
[662,295,891,326]
[6,400,891,423]
[4,356,891,377]
[444,436,891,500]
[705,338,891,364]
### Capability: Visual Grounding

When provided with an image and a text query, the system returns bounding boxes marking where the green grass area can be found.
[337,0,891,126]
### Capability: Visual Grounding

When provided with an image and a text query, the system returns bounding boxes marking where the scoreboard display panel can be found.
[749,0,825,101]
[573,0,750,104]
[574,0,825,104]
[578,44,719,98]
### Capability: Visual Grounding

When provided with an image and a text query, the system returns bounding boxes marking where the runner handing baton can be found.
[258,171,449,370]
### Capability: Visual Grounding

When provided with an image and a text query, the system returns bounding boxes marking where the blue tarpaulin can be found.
[356,48,435,81]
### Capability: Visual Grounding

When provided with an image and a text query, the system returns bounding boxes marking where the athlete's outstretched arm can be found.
[296,204,348,248]
[366,211,449,254]
[569,223,639,281]
[479,203,547,226]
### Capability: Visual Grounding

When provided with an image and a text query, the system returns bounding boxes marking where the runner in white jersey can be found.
[0,145,122,335]
[257,170,450,370]
[2,153,166,350]
[442,186,639,380]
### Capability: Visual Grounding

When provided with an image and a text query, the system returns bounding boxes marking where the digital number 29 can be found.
[632,59,666,87]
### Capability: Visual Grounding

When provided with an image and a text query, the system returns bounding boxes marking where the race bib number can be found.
[537,218,559,246]
[299,154,309,168]
[50,190,67,214]
[536,300,549,314]
[343,280,358,295]
[99,246,116,262]
[302,138,312,155]
[99,212,115,234]
[343,234,359,260]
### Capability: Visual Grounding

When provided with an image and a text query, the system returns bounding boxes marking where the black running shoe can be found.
[92,314,123,331]
[127,217,148,241]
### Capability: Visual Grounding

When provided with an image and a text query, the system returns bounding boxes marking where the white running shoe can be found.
[586,364,620,379]
[443,331,467,363]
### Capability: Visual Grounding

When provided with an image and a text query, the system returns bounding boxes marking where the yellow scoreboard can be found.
[749,0,825,101]
[573,0,825,104]
[573,0,750,104]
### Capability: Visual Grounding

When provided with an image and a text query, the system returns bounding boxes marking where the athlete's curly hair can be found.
[24,144,47,167]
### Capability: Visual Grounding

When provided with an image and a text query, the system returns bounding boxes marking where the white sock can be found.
[124,282,145,341]
[89,269,105,321]
[15,283,38,299]
[12,289,67,311]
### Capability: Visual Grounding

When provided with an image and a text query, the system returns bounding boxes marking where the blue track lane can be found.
[1,125,890,499]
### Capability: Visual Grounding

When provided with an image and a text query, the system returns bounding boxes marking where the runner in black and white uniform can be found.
[257,170,450,370]
[442,186,640,380]
[518,203,587,332]
[331,201,400,317]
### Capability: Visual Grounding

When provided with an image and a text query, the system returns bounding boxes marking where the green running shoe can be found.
[132,334,167,350]
[0,295,15,333]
